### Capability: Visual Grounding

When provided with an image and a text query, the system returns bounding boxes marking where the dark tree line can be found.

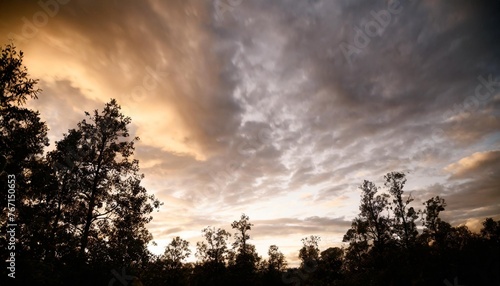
[142,213,290,286]
[139,195,500,286]
[1,44,499,285]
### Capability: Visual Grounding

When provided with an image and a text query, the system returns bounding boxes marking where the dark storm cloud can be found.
[217,0,500,196]
[180,0,500,236]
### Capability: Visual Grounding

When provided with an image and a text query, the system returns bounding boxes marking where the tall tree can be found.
[318,247,344,283]
[267,245,287,272]
[163,236,191,269]
[261,245,287,286]
[231,213,260,277]
[481,218,500,243]
[342,180,391,275]
[0,43,39,108]
[145,236,192,286]
[231,213,253,256]
[298,235,320,270]
[384,171,418,248]
[358,180,391,250]
[49,99,160,265]
[43,130,87,262]
[421,196,447,246]
[196,226,231,265]
[0,43,52,284]
[195,226,231,285]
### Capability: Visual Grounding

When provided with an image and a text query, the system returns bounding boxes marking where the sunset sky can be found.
[1,0,499,266]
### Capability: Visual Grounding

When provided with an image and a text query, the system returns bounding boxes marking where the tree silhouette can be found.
[480,217,500,243]
[163,236,191,269]
[47,99,161,267]
[317,247,344,284]
[145,236,192,286]
[231,213,253,256]
[267,244,287,272]
[194,226,231,285]
[231,213,260,282]
[0,43,52,284]
[357,180,391,251]
[0,43,39,108]
[196,226,231,265]
[44,131,87,263]
[384,171,419,248]
[342,179,391,276]
[260,245,287,285]
[421,196,447,246]
[299,235,320,270]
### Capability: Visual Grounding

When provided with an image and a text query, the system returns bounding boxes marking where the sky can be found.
[1,0,500,266]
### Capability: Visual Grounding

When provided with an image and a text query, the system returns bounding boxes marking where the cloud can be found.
[253,216,351,237]
[445,150,500,180]
[26,79,103,148]
[441,150,500,222]
[2,0,243,160]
